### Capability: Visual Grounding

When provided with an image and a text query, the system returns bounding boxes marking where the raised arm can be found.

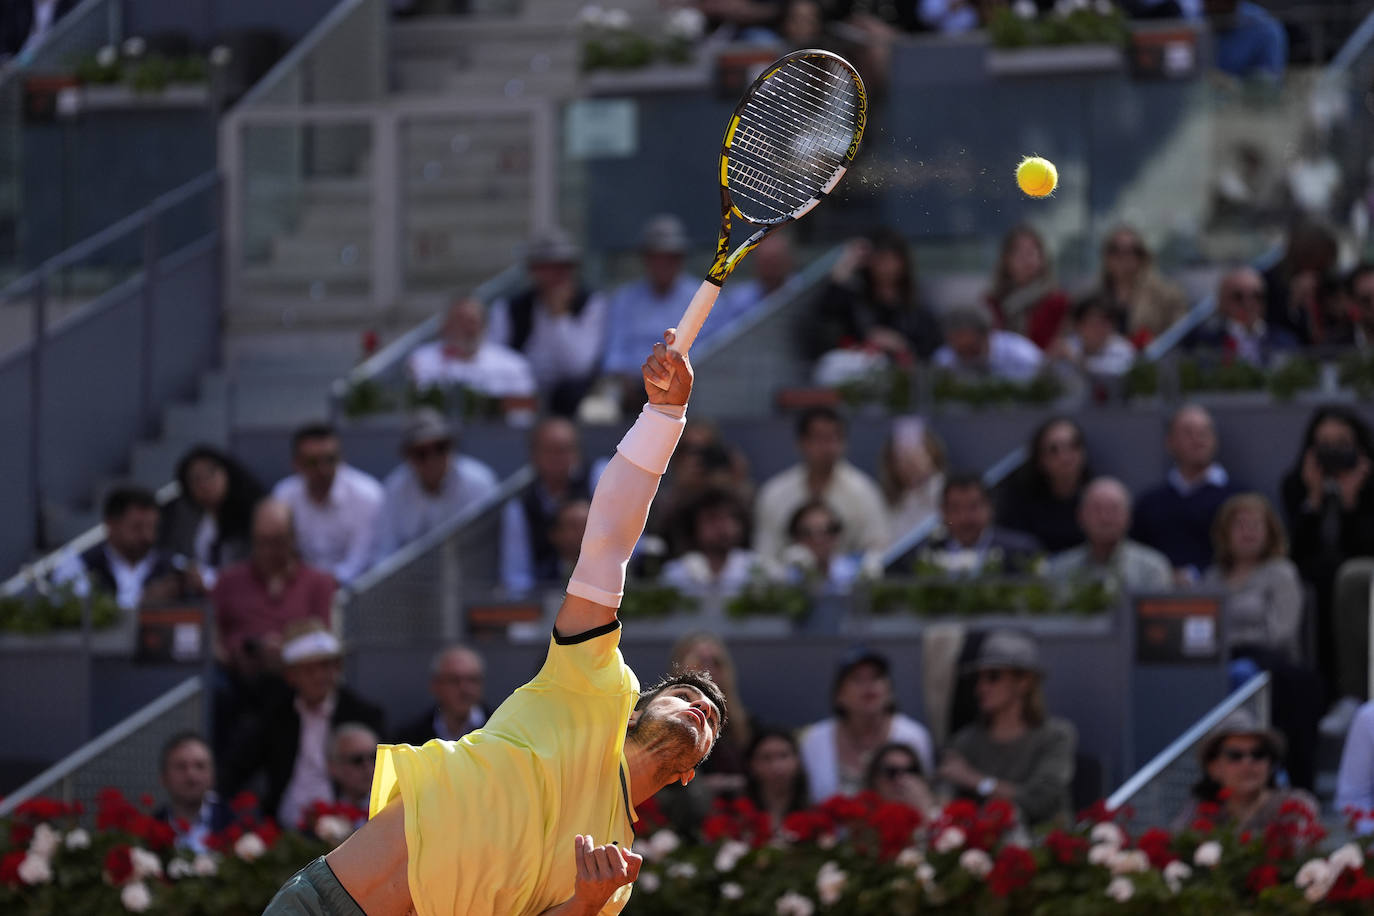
[555,332,693,638]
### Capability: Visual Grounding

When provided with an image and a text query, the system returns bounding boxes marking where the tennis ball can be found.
[1016,156,1057,198]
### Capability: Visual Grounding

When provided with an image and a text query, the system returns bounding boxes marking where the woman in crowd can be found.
[799,648,935,803]
[1171,711,1318,840]
[938,629,1076,828]
[744,727,811,831]
[997,417,1092,554]
[809,228,942,363]
[781,500,868,591]
[1085,224,1188,345]
[985,225,1071,350]
[879,416,948,549]
[669,632,753,789]
[160,444,265,592]
[864,741,935,812]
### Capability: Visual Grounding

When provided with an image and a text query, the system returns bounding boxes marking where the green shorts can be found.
[263,857,367,916]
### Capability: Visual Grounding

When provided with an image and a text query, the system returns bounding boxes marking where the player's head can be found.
[627,670,727,787]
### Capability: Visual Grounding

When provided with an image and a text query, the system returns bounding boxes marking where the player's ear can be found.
[677,769,696,787]
[627,707,643,729]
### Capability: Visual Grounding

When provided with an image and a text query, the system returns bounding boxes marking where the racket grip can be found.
[672,281,721,357]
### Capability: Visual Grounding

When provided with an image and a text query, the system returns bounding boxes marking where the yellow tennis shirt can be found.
[369,621,640,916]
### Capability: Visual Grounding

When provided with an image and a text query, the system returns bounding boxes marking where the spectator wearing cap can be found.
[932,305,1045,383]
[921,473,1041,576]
[798,649,935,803]
[155,732,236,854]
[1046,477,1173,592]
[271,422,383,586]
[224,622,385,833]
[395,644,489,746]
[499,416,593,593]
[600,214,699,389]
[407,296,537,400]
[54,484,185,610]
[374,409,499,561]
[938,629,1077,827]
[1171,710,1316,839]
[487,228,609,416]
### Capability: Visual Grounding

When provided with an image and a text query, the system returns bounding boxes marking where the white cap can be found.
[281,628,343,666]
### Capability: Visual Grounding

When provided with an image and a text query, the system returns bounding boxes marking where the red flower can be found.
[988,845,1037,897]
[139,815,178,852]
[867,803,923,859]
[1137,828,1176,869]
[229,791,259,815]
[1075,800,1117,825]
[1247,864,1280,894]
[819,795,869,823]
[1191,817,1215,834]
[781,810,833,843]
[10,822,34,848]
[14,797,68,822]
[0,850,26,888]
[139,792,156,810]
[257,819,282,849]
[1045,829,1087,865]
[104,845,134,886]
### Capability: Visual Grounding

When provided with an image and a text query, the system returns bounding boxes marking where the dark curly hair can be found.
[635,669,729,764]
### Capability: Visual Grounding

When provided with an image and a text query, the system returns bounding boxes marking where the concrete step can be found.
[267,233,525,271]
[162,400,229,448]
[390,18,573,56]
[297,201,531,237]
[443,70,581,98]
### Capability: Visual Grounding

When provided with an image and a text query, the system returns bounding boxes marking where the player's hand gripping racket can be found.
[651,48,867,385]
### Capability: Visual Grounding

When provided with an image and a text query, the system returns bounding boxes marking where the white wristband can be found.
[616,404,686,475]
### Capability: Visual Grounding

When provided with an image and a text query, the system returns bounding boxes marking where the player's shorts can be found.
[262,856,367,916]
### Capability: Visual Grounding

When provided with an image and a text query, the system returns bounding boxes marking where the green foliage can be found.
[69,50,214,91]
[1338,351,1374,399]
[724,580,811,621]
[868,554,1113,618]
[931,371,1062,409]
[1126,355,1322,401]
[0,588,120,635]
[619,585,698,620]
[582,32,658,71]
[836,366,914,413]
[1123,360,1159,398]
[988,4,1130,49]
[340,378,397,417]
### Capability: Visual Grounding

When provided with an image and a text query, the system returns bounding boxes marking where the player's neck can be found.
[622,741,662,806]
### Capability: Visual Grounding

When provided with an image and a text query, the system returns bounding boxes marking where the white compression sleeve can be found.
[566,404,686,607]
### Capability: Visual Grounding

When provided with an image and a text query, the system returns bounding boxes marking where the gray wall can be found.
[122,0,341,44]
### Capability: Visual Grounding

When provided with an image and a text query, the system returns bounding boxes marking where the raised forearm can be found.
[539,895,604,916]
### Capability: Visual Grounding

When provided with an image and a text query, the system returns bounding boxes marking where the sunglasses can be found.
[977,668,1013,683]
[881,765,921,779]
[341,753,374,768]
[1220,748,1270,763]
[300,453,340,469]
[1106,243,1143,257]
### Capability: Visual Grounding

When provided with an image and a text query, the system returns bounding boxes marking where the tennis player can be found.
[263,331,725,916]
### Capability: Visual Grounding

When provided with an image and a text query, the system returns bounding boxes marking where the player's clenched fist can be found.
[642,330,693,407]
[572,834,643,907]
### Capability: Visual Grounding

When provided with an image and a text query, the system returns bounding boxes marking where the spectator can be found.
[1049,296,1137,383]
[753,406,887,561]
[1341,262,1374,350]
[938,629,1076,827]
[1280,406,1374,708]
[865,742,935,811]
[225,622,385,832]
[271,423,383,586]
[986,225,1071,350]
[326,723,380,815]
[1210,1,1287,82]
[160,445,265,593]
[545,499,591,585]
[487,228,608,415]
[743,727,810,831]
[1335,701,1374,835]
[1195,266,1299,366]
[1084,224,1188,345]
[917,0,980,32]
[661,489,769,594]
[374,409,499,560]
[1263,222,1340,346]
[500,417,592,593]
[880,416,947,549]
[781,500,868,590]
[810,229,941,364]
[669,632,753,791]
[651,419,754,559]
[920,472,1041,576]
[407,297,537,401]
[1170,711,1317,839]
[778,0,823,46]
[799,648,935,802]
[932,305,1045,383]
[997,417,1092,554]
[156,732,234,854]
[722,230,795,321]
[0,0,77,59]
[395,644,488,746]
[1132,404,1241,582]
[56,485,184,611]
[1046,477,1173,591]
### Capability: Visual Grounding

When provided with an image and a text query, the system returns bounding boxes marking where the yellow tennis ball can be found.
[1016,156,1057,198]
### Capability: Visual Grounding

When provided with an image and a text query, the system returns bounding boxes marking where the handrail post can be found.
[371,109,401,315]
[29,272,46,552]
[139,202,160,439]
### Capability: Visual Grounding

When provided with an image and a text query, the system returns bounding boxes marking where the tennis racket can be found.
[658,48,867,372]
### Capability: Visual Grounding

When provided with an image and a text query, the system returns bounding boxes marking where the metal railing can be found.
[235,0,386,109]
[1106,671,1271,830]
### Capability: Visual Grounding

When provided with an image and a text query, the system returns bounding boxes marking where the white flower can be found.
[120,880,152,912]
[96,45,117,67]
[315,815,354,845]
[664,7,705,40]
[638,871,661,893]
[1012,0,1037,17]
[18,853,53,885]
[192,854,218,877]
[1193,841,1221,868]
[167,859,192,880]
[1163,860,1192,893]
[130,847,162,879]
[714,840,749,873]
[576,4,606,26]
[1109,850,1149,875]
[959,849,993,878]
[816,861,848,905]
[667,862,697,879]
[648,829,681,860]
[817,833,837,850]
[916,863,936,883]
[1090,822,1125,850]
[1297,858,1337,902]
[29,824,61,859]
[1105,876,1134,903]
[721,881,744,900]
[209,45,232,67]
[775,890,816,916]
[65,828,91,850]
[602,8,631,29]
[896,847,924,869]
[934,826,966,853]
[234,831,267,862]
[122,36,146,58]
[1088,844,1116,866]
[1329,842,1365,875]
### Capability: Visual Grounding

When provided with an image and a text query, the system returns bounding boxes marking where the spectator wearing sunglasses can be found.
[864,742,935,812]
[327,723,381,826]
[1171,710,1316,840]
[938,630,1076,828]
[781,500,869,591]
[374,410,498,562]
[1084,225,1187,346]
[1192,267,1299,368]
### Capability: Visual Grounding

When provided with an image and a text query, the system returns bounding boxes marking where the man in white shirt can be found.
[374,409,499,560]
[55,485,184,610]
[408,297,537,401]
[933,305,1045,383]
[661,488,770,593]
[1053,297,1137,379]
[753,406,889,561]
[487,228,609,415]
[1046,477,1173,591]
[271,424,383,586]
